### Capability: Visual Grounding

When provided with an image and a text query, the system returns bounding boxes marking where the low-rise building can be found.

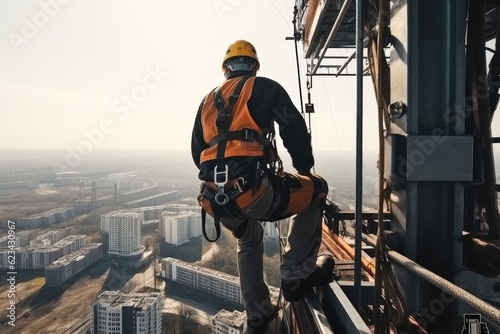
[0,234,86,270]
[45,243,103,287]
[212,309,246,334]
[0,230,32,247]
[161,257,243,305]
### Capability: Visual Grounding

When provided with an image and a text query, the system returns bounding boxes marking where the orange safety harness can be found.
[198,76,278,242]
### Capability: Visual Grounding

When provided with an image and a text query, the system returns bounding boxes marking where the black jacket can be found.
[191,74,314,181]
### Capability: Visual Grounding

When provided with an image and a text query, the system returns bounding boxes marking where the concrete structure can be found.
[104,212,144,258]
[159,212,202,246]
[0,230,33,247]
[161,257,243,305]
[32,247,63,269]
[154,180,193,189]
[31,229,65,247]
[137,206,168,221]
[117,181,148,190]
[0,180,35,189]
[0,234,86,270]
[30,239,51,248]
[123,191,177,209]
[17,206,76,228]
[15,231,32,247]
[152,169,193,179]
[212,309,246,334]
[119,186,159,203]
[52,235,85,256]
[91,291,162,334]
[45,243,103,287]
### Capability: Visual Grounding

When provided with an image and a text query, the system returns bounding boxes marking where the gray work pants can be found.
[220,175,324,323]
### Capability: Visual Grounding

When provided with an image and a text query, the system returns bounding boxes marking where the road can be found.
[163,294,220,326]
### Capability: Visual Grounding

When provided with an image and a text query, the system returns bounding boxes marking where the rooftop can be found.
[45,243,102,269]
[213,309,246,327]
[163,257,240,284]
[95,291,162,310]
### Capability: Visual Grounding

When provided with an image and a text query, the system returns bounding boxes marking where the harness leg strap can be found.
[307,174,329,204]
[201,208,221,242]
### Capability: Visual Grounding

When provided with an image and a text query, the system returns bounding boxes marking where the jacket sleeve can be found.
[249,77,314,174]
[191,99,208,169]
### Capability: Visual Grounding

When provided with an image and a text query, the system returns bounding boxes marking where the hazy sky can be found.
[0,0,383,157]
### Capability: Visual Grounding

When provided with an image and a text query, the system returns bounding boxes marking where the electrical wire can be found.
[268,0,293,31]
[321,77,348,175]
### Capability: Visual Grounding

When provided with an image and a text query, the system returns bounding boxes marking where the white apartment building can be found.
[0,234,85,270]
[161,257,243,305]
[263,221,280,239]
[91,291,162,334]
[159,211,202,245]
[0,230,32,247]
[212,309,246,334]
[37,230,65,244]
[105,212,144,257]
[30,238,51,248]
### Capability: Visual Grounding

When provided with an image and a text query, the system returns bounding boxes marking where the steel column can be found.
[389,0,467,332]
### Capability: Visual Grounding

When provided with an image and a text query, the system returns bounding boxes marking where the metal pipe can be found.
[336,38,369,76]
[362,234,500,325]
[336,50,357,77]
[322,224,376,277]
[311,0,353,75]
[353,0,364,311]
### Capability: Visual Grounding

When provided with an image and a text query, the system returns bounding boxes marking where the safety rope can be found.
[293,4,320,176]
[467,0,500,239]
[275,221,286,333]
[293,5,305,115]
[366,0,410,332]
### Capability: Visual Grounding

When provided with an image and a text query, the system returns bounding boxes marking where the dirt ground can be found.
[0,238,232,334]
[0,261,111,334]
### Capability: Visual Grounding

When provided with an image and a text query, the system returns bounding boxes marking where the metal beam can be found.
[311,0,353,75]
[318,282,372,333]
[389,0,467,332]
[304,289,335,334]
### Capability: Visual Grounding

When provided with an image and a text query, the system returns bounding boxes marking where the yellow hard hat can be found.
[222,40,260,72]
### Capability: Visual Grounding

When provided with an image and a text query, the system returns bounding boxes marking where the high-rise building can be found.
[159,212,202,245]
[104,212,144,258]
[91,291,162,334]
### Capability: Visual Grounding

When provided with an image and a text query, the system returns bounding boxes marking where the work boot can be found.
[281,254,335,302]
[246,306,277,334]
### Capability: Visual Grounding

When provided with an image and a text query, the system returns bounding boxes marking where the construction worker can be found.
[191,40,334,333]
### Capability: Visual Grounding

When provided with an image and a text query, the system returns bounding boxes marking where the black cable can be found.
[293,5,305,115]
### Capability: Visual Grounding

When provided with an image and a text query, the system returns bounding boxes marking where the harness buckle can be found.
[243,128,254,141]
[214,165,230,205]
[234,177,246,194]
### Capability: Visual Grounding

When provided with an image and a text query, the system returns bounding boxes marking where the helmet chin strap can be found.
[223,66,257,79]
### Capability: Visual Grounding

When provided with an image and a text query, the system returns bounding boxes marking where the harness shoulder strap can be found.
[201,76,251,243]
[213,76,251,174]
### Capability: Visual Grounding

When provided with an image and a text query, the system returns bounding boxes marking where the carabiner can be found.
[215,191,229,205]
[214,165,230,205]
